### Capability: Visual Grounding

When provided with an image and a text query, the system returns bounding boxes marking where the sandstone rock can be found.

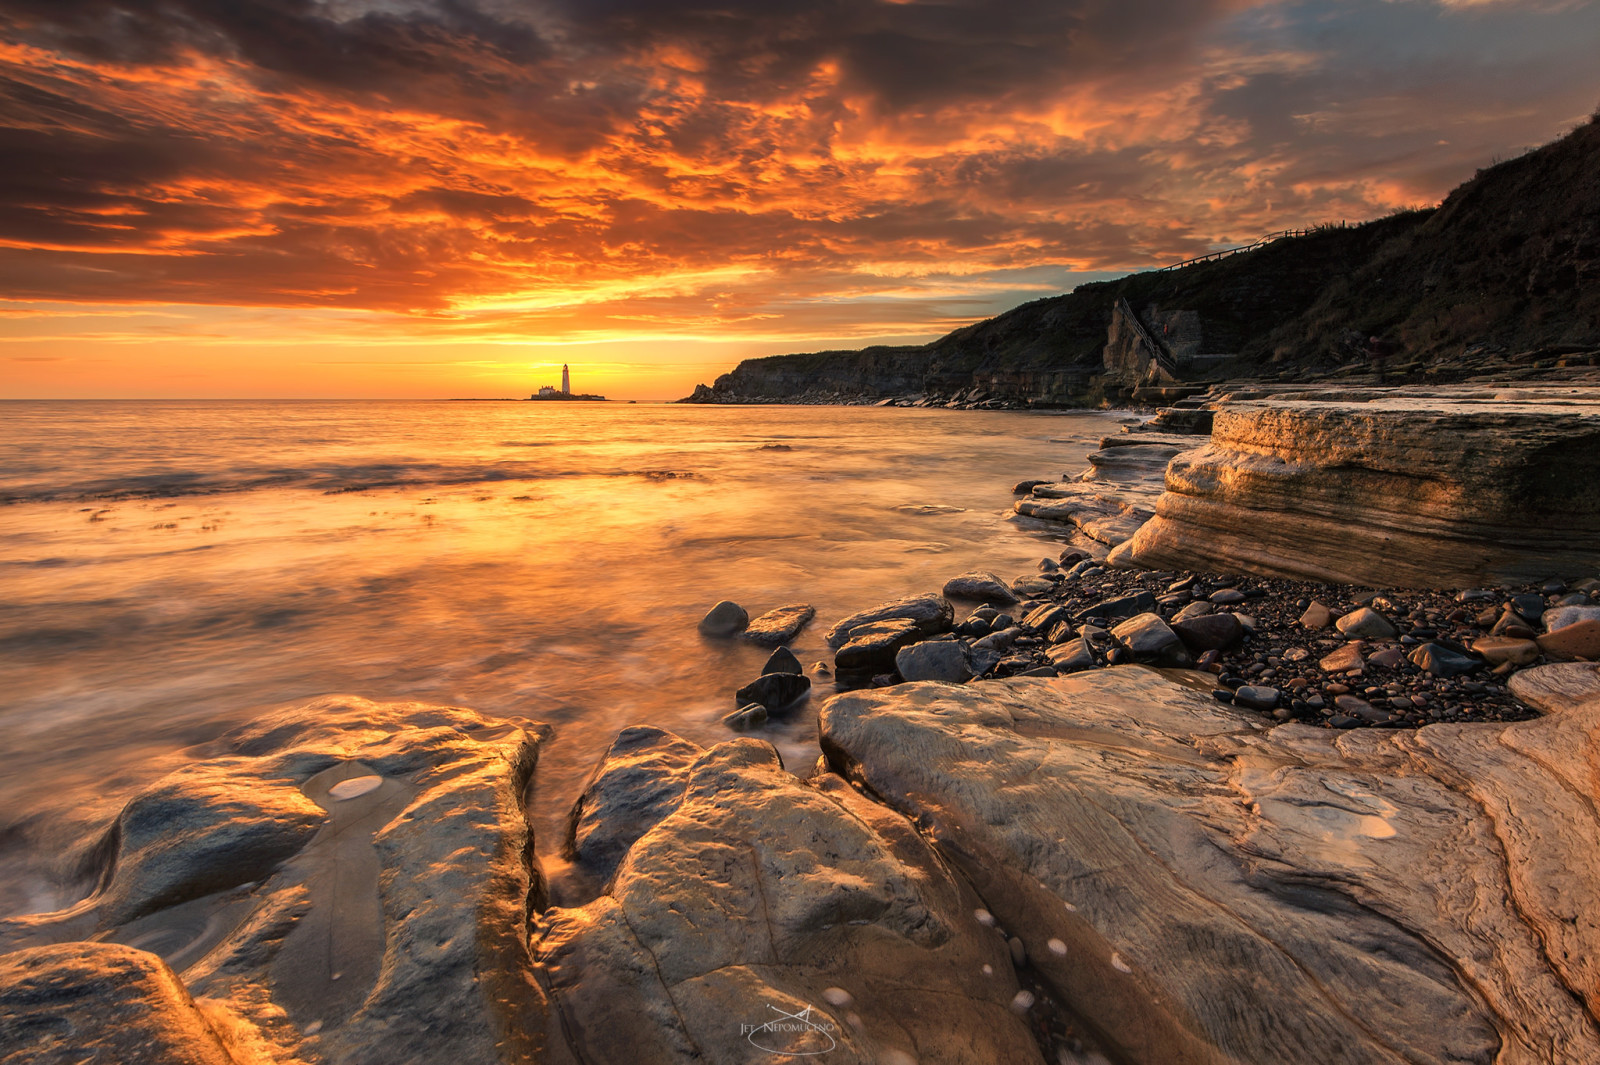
[763,646,803,675]
[735,671,811,711]
[1335,607,1397,639]
[943,570,1019,601]
[825,594,953,648]
[1472,636,1541,668]
[1110,613,1191,667]
[1013,478,1050,494]
[1545,605,1600,632]
[534,739,1045,1065]
[1112,394,1600,587]
[1023,602,1068,632]
[1319,642,1366,673]
[895,640,974,683]
[820,664,1600,1065]
[1538,619,1600,661]
[698,600,749,636]
[1409,642,1483,677]
[566,726,701,887]
[1171,613,1244,653]
[0,942,241,1065]
[741,604,816,645]
[1014,484,1158,546]
[0,696,561,1065]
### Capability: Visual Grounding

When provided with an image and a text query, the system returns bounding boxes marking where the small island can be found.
[528,363,607,401]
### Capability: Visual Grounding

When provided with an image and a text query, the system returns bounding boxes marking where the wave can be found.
[0,461,699,504]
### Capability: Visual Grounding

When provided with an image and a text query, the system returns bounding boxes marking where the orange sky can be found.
[2,0,1598,399]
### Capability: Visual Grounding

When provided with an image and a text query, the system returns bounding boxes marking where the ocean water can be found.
[0,399,1125,914]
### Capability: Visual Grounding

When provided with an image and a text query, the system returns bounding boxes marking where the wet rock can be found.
[741,604,816,645]
[567,726,702,885]
[0,697,559,1065]
[1231,684,1280,711]
[826,594,953,648]
[895,640,974,683]
[0,942,240,1065]
[1171,613,1244,653]
[1023,603,1069,632]
[821,664,1600,1065]
[1335,607,1397,639]
[723,704,768,731]
[835,618,923,681]
[1472,637,1540,668]
[1510,594,1548,622]
[1109,613,1192,667]
[735,671,811,711]
[943,570,1019,602]
[762,646,803,675]
[534,740,1045,1065]
[1011,575,1058,598]
[1409,642,1483,678]
[1538,619,1600,661]
[698,600,749,636]
[1013,479,1050,494]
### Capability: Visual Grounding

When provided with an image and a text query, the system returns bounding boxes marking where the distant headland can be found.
[528,363,607,401]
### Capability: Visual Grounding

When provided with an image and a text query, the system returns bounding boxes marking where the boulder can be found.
[1172,600,1213,621]
[825,594,953,648]
[894,640,974,683]
[1109,613,1192,667]
[834,618,923,680]
[1170,613,1244,653]
[741,604,816,645]
[1081,590,1158,623]
[533,740,1046,1065]
[942,571,1018,602]
[1545,605,1600,632]
[698,600,749,636]
[0,697,561,1065]
[723,704,768,730]
[820,664,1600,1065]
[1231,684,1280,711]
[1471,636,1540,668]
[762,646,804,675]
[1046,638,1097,674]
[734,671,811,711]
[1010,575,1058,598]
[565,726,702,887]
[1111,393,1600,587]
[0,942,241,1065]
[1014,485,1158,547]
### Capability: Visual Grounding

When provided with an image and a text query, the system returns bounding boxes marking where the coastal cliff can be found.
[682,114,1600,406]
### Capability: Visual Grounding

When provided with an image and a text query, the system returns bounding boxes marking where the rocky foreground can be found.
[6,657,1600,1064]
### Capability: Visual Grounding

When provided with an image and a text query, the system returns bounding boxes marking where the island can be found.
[527,363,607,401]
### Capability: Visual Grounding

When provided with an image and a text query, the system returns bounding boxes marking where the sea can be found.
[0,399,1128,915]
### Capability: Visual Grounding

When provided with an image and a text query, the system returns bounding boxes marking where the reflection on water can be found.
[0,400,1125,915]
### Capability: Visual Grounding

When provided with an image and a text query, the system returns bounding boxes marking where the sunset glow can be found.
[2,0,1598,398]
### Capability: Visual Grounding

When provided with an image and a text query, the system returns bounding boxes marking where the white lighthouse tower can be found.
[561,364,571,395]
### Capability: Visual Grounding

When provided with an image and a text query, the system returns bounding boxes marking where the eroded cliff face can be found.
[1112,390,1600,587]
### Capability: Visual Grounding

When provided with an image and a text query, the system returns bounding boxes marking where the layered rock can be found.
[535,736,1046,1064]
[0,696,564,1065]
[820,663,1600,1065]
[1113,391,1600,586]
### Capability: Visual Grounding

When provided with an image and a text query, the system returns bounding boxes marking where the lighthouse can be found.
[561,364,571,395]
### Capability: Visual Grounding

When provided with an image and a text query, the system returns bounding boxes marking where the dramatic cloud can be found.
[0,0,1597,395]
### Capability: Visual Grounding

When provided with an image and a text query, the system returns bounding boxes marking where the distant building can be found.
[537,385,558,397]
[562,364,571,394]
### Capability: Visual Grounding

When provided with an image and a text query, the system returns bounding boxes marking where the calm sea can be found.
[0,399,1125,913]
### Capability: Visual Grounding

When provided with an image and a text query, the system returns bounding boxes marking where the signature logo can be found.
[741,1004,838,1056]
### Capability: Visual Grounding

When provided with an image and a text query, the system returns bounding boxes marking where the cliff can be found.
[682,113,1600,405]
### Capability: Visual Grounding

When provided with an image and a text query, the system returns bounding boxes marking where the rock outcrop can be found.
[820,663,1600,1065]
[1113,390,1600,587]
[0,696,564,1065]
[535,736,1046,1064]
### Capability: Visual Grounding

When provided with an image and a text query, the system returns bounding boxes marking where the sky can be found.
[1,0,1597,400]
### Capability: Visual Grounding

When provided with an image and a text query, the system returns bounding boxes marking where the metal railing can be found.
[1156,226,1335,272]
[1115,297,1179,377]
